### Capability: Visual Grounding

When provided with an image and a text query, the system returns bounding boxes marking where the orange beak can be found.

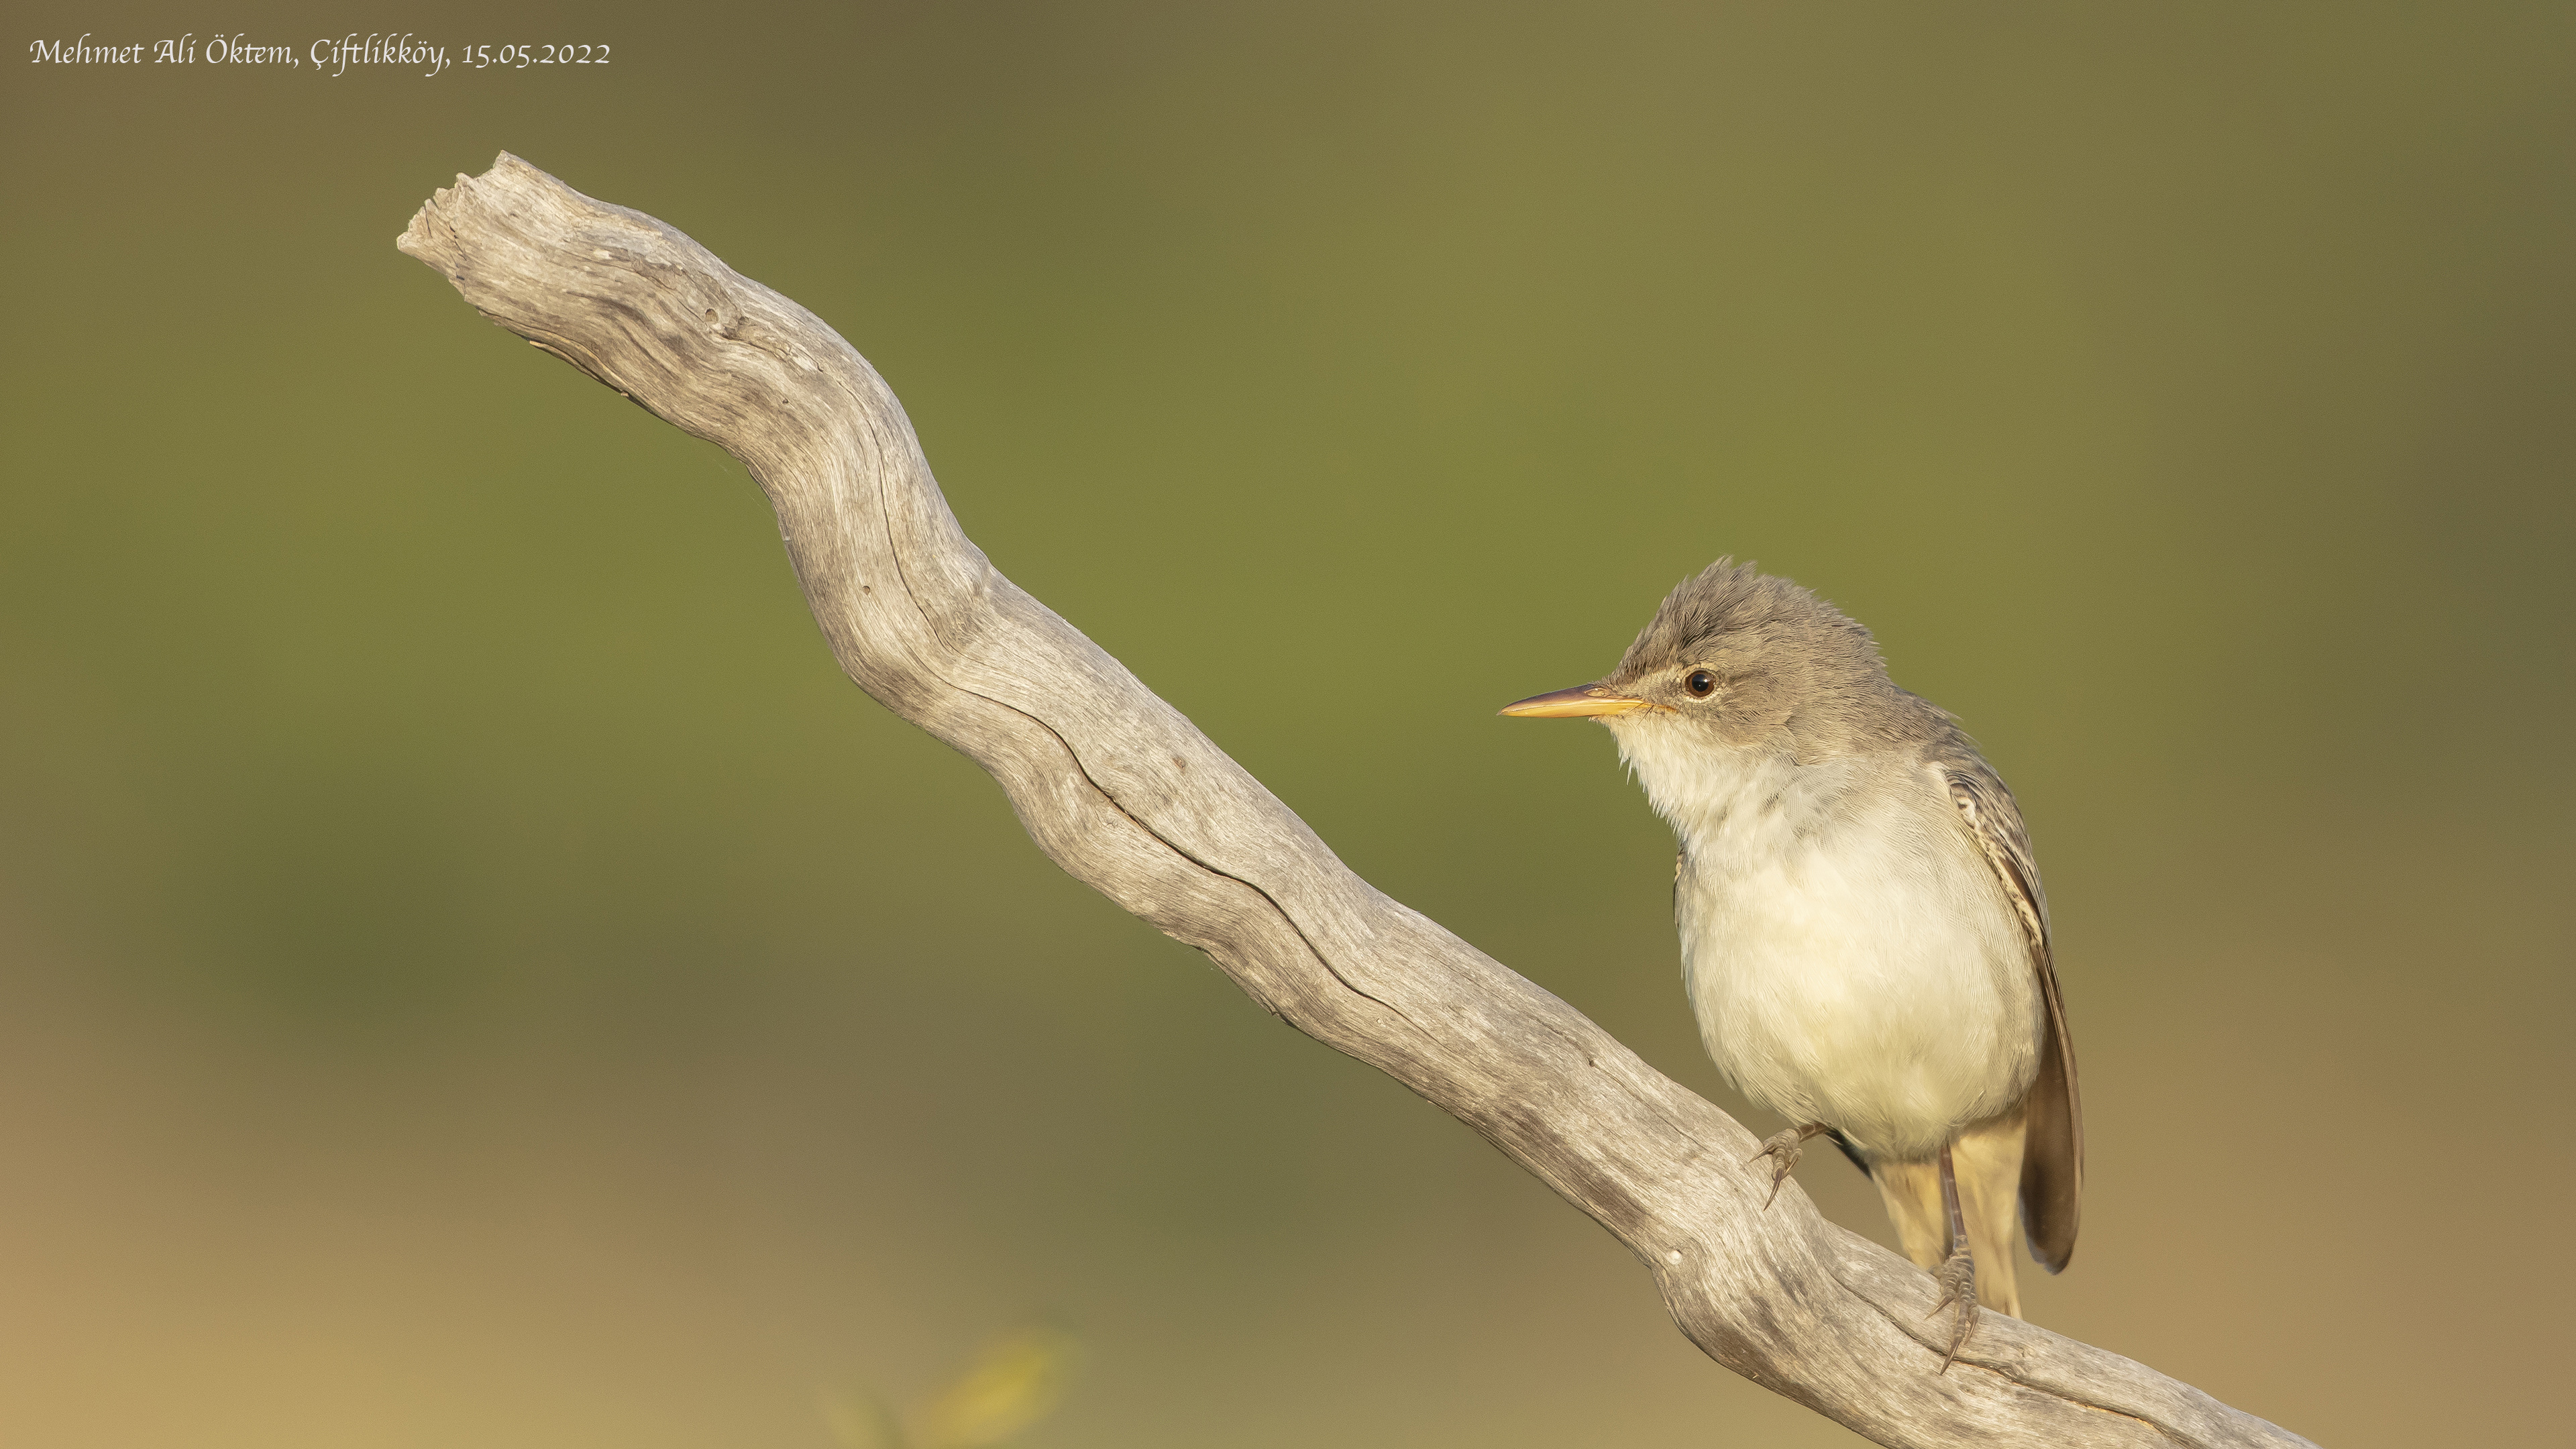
[1497,684,1664,718]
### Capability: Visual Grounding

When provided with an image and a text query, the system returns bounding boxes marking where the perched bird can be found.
[1502,560,2080,1365]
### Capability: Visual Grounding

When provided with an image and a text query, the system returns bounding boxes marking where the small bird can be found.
[1502,560,2080,1366]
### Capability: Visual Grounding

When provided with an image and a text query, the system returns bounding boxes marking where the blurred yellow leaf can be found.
[912,1326,1079,1449]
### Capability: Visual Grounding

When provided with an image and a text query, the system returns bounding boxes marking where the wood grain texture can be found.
[398,153,2314,1449]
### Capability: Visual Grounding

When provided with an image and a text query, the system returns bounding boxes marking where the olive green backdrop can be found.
[4,3,2569,1446]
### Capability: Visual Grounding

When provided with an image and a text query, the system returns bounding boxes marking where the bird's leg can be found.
[1923,1142,1979,1372]
[1746,1123,1830,1209]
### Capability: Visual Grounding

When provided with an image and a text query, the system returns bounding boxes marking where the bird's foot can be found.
[1745,1124,1827,1210]
[1925,1246,1980,1373]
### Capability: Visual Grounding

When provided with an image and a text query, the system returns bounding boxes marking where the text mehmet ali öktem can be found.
[26,33,615,77]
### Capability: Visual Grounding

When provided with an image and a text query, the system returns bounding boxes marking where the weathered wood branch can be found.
[398,154,2312,1449]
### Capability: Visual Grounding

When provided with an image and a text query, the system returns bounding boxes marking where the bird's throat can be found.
[1608,719,1852,867]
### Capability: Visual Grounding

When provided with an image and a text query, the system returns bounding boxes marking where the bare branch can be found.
[397,154,2312,1449]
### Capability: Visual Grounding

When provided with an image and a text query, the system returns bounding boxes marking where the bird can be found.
[1500,559,2080,1366]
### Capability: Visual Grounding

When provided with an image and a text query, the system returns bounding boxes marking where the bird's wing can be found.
[1936,755,2083,1273]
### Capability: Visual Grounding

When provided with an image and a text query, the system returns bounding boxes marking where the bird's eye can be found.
[1685,670,1717,697]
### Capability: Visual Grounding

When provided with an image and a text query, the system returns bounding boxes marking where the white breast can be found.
[1610,720,2042,1161]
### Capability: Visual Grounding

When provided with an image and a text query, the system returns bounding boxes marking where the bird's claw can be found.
[1746,1126,1820,1210]
[1925,1247,1980,1373]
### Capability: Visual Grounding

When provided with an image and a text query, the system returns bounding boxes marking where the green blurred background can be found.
[4,3,2570,1445]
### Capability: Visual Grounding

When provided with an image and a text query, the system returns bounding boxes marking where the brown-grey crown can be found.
[1614,558,1884,686]
[1504,558,1927,757]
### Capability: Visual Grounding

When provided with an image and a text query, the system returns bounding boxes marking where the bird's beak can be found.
[1497,684,1662,718]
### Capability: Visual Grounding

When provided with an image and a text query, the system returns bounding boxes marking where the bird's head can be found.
[1500,559,1901,763]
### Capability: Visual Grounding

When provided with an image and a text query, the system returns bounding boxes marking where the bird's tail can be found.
[1873,1108,2027,1317]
